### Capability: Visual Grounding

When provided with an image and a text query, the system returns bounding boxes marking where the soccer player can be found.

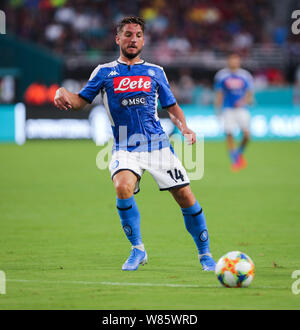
[214,53,254,171]
[54,16,216,271]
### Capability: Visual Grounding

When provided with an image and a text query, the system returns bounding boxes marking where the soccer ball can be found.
[215,251,255,288]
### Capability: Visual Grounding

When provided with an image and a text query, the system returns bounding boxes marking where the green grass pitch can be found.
[0,140,300,310]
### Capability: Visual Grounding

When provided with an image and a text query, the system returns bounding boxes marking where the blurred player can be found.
[54,16,216,271]
[214,53,254,171]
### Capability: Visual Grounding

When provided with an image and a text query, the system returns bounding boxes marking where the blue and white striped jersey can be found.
[214,68,254,109]
[79,59,176,152]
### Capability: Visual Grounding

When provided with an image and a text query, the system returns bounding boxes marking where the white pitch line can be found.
[6,279,289,290]
[6,279,214,289]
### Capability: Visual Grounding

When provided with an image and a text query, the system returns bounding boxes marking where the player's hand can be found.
[54,87,73,111]
[234,99,246,108]
[182,127,196,145]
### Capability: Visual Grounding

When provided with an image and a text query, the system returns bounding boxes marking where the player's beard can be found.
[121,45,142,60]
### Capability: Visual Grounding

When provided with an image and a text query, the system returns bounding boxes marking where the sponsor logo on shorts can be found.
[199,230,208,242]
[113,76,151,93]
[120,95,147,107]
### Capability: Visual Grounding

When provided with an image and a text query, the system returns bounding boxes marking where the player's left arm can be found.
[167,103,196,145]
[157,68,196,144]
[244,90,253,105]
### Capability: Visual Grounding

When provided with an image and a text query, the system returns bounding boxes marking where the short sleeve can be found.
[214,71,224,90]
[245,72,254,92]
[157,69,176,108]
[78,65,104,104]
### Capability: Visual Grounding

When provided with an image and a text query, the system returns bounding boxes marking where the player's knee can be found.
[243,130,250,141]
[171,185,196,208]
[226,133,233,142]
[114,181,135,199]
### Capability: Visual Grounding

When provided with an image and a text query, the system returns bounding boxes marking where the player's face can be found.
[116,23,144,59]
[228,55,241,70]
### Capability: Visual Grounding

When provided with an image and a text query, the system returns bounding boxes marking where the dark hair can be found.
[116,16,145,34]
[227,52,241,58]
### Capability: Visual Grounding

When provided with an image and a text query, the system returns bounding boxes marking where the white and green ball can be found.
[215,251,255,288]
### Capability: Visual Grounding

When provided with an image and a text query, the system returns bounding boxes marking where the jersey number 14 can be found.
[167,169,185,183]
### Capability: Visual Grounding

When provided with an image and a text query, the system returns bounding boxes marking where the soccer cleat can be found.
[231,162,240,172]
[229,150,240,172]
[122,248,148,271]
[237,154,247,169]
[199,253,216,271]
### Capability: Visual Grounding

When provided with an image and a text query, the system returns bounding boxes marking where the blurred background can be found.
[1,0,300,143]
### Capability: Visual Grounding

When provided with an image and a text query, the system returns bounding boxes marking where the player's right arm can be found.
[54,87,88,111]
[213,70,224,117]
[54,64,104,111]
[214,90,223,116]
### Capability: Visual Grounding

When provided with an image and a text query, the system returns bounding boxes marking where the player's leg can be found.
[226,133,238,167]
[236,108,251,168]
[112,169,147,271]
[236,129,249,168]
[146,147,215,270]
[113,169,137,199]
[223,110,239,170]
[238,129,250,153]
[170,185,216,271]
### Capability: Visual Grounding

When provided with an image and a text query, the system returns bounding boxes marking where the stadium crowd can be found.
[4,0,300,105]
[4,0,285,56]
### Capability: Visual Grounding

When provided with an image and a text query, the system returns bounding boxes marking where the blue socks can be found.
[230,149,239,164]
[230,145,246,163]
[237,144,245,155]
[117,196,143,246]
[117,197,210,256]
[181,201,210,255]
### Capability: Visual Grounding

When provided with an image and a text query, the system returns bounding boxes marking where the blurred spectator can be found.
[45,23,64,42]
[54,5,76,24]
[264,68,286,86]
[167,35,191,54]
[253,68,286,89]
[295,65,300,86]
[233,30,254,52]
[176,72,195,104]
[293,66,300,104]
[273,25,288,46]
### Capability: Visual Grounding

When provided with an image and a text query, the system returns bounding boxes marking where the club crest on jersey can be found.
[113,76,151,93]
[148,69,155,76]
